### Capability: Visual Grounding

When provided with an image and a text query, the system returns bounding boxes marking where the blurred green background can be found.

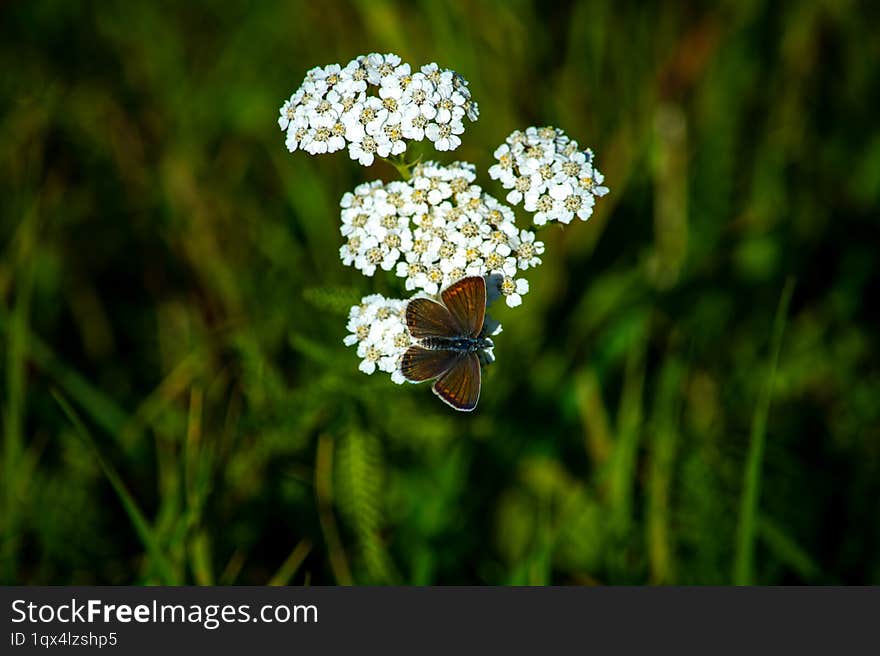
[2,0,879,585]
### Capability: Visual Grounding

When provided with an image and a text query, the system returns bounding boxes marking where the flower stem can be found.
[381,153,419,181]
[392,159,411,180]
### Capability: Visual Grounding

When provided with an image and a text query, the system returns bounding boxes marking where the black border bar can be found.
[2,586,877,653]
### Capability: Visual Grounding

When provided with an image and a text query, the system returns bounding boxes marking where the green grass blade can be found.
[268,538,312,586]
[0,306,132,441]
[758,514,824,583]
[1,260,33,582]
[315,434,353,586]
[189,530,214,586]
[733,277,796,585]
[52,390,178,584]
[647,357,684,584]
[608,339,646,537]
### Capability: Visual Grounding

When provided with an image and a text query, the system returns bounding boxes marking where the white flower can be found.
[580,167,610,198]
[312,63,343,90]
[505,172,542,205]
[378,75,406,116]
[488,144,515,184]
[377,121,407,157]
[284,122,309,153]
[354,96,386,136]
[511,229,544,269]
[489,126,609,225]
[425,120,463,151]
[499,275,529,308]
[327,121,347,153]
[352,234,383,275]
[365,53,402,86]
[402,74,438,120]
[526,190,563,226]
[307,94,338,129]
[337,59,368,95]
[420,63,450,92]
[357,349,379,374]
[379,61,411,90]
[278,99,295,131]
[301,127,331,155]
[433,86,467,124]
[401,108,430,141]
[348,135,379,166]
[395,261,425,290]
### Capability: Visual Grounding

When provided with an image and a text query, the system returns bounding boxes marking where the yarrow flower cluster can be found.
[343,294,411,383]
[489,126,609,225]
[278,53,479,166]
[338,161,541,308]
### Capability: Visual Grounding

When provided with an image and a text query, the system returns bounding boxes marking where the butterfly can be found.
[400,275,494,411]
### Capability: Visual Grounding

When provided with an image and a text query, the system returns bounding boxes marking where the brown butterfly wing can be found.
[406,297,462,339]
[400,346,460,382]
[432,351,481,411]
[440,276,486,338]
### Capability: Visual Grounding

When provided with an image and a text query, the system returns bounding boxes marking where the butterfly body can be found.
[420,336,494,353]
[400,276,491,412]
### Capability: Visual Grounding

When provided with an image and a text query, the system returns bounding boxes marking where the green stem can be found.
[733,277,795,585]
[381,153,418,181]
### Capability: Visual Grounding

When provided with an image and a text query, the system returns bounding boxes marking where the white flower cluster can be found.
[278,53,479,166]
[343,294,410,383]
[338,161,543,308]
[489,126,609,225]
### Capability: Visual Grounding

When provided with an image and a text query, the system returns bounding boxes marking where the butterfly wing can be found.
[406,297,462,339]
[432,351,481,412]
[440,276,486,338]
[400,345,461,382]
[406,279,486,411]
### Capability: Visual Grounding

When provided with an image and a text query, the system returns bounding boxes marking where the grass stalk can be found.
[733,277,795,585]
[53,391,178,584]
